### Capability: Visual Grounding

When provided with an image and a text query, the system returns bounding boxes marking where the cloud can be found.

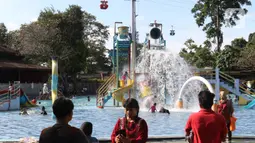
[31,17,37,22]
[5,22,20,31]
[105,27,114,49]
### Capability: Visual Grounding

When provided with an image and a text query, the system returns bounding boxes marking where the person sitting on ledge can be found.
[39,97,89,143]
[111,98,148,143]
[159,107,170,114]
[81,122,99,143]
[185,90,227,143]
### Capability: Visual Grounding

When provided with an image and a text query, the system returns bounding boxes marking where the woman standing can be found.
[111,98,148,143]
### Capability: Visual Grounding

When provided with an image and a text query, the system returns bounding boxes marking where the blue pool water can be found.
[0,96,255,140]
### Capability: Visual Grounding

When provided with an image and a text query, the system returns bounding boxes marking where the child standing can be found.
[149,103,157,113]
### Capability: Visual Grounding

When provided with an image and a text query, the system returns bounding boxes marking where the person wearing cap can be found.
[111,98,148,143]
[80,122,99,143]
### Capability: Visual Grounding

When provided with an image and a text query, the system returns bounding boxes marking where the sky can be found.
[1,0,255,54]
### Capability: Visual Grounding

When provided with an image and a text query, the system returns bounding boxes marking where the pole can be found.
[128,45,131,98]
[131,0,137,98]
[216,6,220,52]
[51,57,58,119]
[116,41,119,89]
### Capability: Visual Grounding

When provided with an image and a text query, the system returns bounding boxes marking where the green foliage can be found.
[191,0,251,51]
[5,5,110,96]
[181,33,255,71]
[237,33,255,70]
[217,38,247,70]
[0,23,7,45]
[179,39,215,68]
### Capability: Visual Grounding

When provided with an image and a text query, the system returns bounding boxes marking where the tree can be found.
[8,5,110,96]
[191,0,251,52]
[237,33,255,70]
[217,38,247,70]
[0,23,7,45]
[179,39,215,68]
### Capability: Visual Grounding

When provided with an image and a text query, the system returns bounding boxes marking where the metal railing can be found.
[96,74,116,105]
[196,69,255,96]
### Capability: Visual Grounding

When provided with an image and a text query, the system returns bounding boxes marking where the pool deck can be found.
[2,136,255,143]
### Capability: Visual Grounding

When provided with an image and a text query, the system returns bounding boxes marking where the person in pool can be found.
[111,98,148,143]
[41,106,47,115]
[159,107,170,114]
[149,103,157,113]
[19,108,29,115]
[80,122,99,143]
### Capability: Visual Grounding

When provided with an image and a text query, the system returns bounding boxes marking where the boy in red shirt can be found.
[185,91,227,143]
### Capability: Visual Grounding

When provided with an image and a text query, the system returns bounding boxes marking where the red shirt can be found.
[185,109,227,143]
[151,105,156,112]
[111,117,148,143]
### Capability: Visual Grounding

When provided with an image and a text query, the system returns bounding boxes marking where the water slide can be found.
[244,99,255,109]
[112,81,134,102]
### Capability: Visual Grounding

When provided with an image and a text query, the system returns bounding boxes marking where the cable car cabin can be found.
[100,0,108,10]
[170,30,175,36]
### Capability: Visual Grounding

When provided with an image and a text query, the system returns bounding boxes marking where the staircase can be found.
[0,81,21,111]
[0,86,10,105]
[198,70,255,103]
[96,74,116,107]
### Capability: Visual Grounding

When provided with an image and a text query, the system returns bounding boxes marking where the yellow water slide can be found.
[112,80,134,102]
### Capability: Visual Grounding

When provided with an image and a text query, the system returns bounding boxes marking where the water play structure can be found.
[96,21,166,108]
[97,20,255,110]
[96,26,133,108]
[0,82,36,111]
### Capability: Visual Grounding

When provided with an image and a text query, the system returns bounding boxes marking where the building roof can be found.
[0,45,18,55]
[0,61,51,70]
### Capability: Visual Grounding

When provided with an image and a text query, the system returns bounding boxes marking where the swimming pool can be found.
[0,96,254,140]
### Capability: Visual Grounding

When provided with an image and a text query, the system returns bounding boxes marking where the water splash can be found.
[135,48,202,111]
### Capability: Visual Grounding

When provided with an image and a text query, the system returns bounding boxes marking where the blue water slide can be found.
[244,99,255,109]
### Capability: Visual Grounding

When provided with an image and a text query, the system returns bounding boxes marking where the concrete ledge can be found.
[1,136,255,143]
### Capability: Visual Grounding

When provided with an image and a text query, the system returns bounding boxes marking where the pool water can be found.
[0,96,255,140]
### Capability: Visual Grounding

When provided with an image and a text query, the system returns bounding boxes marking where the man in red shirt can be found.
[185,91,227,143]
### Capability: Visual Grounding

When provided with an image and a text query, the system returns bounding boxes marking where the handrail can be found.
[96,74,116,105]
[197,70,255,96]
[96,75,113,93]
[96,74,116,94]
[97,77,115,97]
[219,72,255,95]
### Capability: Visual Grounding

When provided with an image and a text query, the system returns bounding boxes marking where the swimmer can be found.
[149,103,157,113]
[41,106,47,115]
[87,96,90,102]
[19,108,29,115]
[159,107,170,114]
